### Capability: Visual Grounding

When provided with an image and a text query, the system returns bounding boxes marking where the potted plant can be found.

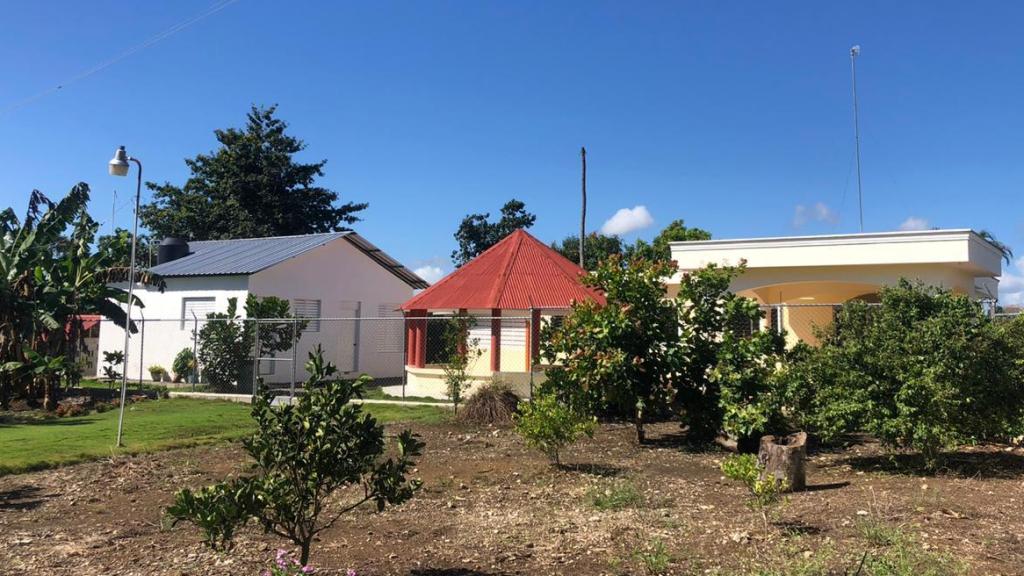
[148,365,168,382]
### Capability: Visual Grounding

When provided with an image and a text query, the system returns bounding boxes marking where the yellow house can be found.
[666,229,1004,344]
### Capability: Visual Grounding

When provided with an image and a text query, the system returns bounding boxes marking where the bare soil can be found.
[2,421,1023,575]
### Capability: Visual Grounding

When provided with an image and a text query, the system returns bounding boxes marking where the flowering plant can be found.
[260,549,316,575]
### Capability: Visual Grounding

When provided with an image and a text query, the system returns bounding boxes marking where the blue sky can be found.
[2,1,1022,301]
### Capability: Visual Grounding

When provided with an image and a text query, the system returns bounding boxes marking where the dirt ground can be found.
[2,421,1023,575]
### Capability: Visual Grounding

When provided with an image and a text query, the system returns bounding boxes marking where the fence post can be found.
[528,313,535,400]
[290,317,298,403]
[252,319,260,404]
[138,315,145,389]
[191,312,199,392]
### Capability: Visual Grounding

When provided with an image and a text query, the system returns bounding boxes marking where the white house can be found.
[97,232,427,386]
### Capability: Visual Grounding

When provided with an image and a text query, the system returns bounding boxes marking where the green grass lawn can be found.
[0,398,447,476]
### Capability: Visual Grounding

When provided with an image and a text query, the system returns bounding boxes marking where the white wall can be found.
[96,276,249,381]
[248,237,416,383]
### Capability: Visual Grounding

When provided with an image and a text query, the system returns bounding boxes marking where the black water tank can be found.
[157,237,190,265]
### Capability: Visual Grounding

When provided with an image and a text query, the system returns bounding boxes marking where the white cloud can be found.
[999,257,1024,306]
[413,265,446,285]
[898,216,931,231]
[792,202,838,229]
[600,205,654,236]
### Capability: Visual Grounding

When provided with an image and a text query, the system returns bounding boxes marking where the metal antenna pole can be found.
[579,147,587,268]
[850,45,864,232]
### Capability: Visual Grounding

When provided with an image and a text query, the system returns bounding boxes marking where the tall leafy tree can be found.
[451,199,536,266]
[140,105,367,241]
[552,233,623,271]
[625,219,711,263]
[96,228,157,268]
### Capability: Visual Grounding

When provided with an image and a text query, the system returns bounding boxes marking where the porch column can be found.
[405,313,416,367]
[490,308,501,372]
[457,309,467,356]
[528,308,541,370]
[415,314,427,368]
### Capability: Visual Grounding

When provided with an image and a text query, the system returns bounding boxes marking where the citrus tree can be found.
[169,346,424,565]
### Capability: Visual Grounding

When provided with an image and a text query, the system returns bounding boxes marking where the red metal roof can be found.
[401,230,605,311]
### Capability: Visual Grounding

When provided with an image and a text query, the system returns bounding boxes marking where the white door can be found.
[336,301,361,373]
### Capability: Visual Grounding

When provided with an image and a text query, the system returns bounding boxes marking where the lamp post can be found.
[108,145,142,447]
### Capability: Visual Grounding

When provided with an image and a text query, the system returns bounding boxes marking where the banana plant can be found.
[0,184,163,410]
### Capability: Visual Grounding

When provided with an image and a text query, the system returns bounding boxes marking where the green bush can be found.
[785,281,1024,468]
[514,393,595,465]
[196,295,305,392]
[539,256,685,443]
[172,348,197,383]
[168,346,423,565]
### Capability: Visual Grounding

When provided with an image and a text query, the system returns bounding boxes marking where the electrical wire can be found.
[0,0,240,118]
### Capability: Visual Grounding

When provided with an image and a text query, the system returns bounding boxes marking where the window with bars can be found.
[292,299,321,332]
[181,297,217,330]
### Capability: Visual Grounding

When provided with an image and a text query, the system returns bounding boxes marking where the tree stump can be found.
[757,431,807,492]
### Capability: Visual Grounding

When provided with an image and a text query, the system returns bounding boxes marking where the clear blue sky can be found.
[2,1,1022,301]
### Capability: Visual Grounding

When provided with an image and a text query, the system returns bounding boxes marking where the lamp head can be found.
[850,45,861,57]
[108,146,130,176]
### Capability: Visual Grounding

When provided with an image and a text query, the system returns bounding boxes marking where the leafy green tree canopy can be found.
[625,219,711,263]
[451,199,536,267]
[141,105,367,241]
[552,233,623,271]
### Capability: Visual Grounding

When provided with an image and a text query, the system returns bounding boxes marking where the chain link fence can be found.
[89,303,1020,401]
[91,314,541,402]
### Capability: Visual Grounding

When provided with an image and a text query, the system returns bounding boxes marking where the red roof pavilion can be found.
[400,229,604,371]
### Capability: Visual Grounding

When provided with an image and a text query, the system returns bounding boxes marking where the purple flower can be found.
[346,570,357,576]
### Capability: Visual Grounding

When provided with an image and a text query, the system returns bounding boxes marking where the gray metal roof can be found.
[147,231,428,289]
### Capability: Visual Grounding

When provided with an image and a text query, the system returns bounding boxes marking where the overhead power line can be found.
[0,0,240,118]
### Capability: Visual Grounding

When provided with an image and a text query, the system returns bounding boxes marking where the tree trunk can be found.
[757,431,807,492]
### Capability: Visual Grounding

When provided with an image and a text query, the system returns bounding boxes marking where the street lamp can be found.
[108,145,142,447]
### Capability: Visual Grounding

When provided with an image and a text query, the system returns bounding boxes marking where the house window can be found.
[181,297,217,330]
[293,299,321,332]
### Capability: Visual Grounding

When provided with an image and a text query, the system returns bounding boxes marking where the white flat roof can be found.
[669,229,1003,277]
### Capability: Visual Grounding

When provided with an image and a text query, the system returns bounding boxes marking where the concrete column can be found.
[529,308,541,370]
[490,308,501,372]
[415,315,427,368]
[405,313,416,367]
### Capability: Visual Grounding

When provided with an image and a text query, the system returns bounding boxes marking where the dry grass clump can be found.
[457,380,521,425]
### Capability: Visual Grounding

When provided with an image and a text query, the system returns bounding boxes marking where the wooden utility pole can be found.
[579,147,586,268]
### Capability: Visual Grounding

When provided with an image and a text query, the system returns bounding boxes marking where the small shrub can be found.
[441,313,482,415]
[457,379,519,425]
[167,346,422,565]
[102,350,124,389]
[633,538,671,574]
[588,479,643,510]
[721,454,787,532]
[172,348,197,383]
[514,393,595,465]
